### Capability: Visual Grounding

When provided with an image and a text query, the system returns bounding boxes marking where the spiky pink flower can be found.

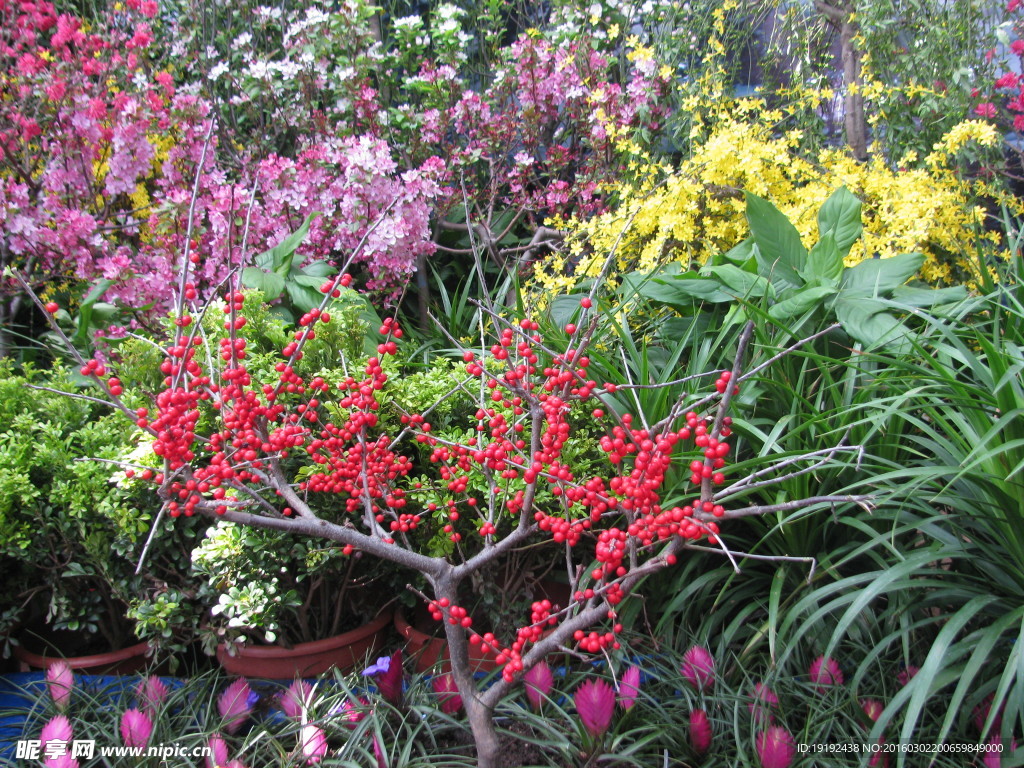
[45,661,74,711]
[681,646,715,691]
[40,715,79,768]
[524,660,554,710]
[618,666,641,711]
[373,734,387,768]
[861,698,884,722]
[749,683,779,725]
[809,655,843,692]
[689,709,712,753]
[896,665,918,687]
[574,678,615,738]
[329,696,369,727]
[431,673,462,715]
[974,693,1004,735]
[120,708,152,749]
[363,650,403,705]
[136,676,169,716]
[279,680,313,721]
[206,734,229,768]
[984,735,1017,768]
[756,726,797,768]
[218,678,255,734]
[299,724,328,764]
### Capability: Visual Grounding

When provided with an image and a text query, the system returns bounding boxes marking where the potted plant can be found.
[0,361,199,673]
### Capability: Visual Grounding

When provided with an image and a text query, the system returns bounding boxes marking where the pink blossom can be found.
[523,660,554,710]
[617,666,641,711]
[218,678,255,734]
[120,708,152,749]
[40,715,78,768]
[431,673,462,715]
[206,734,229,768]
[689,709,712,753]
[574,679,615,738]
[756,726,797,768]
[299,724,328,764]
[896,665,918,687]
[681,646,715,691]
[279,680,313,721]
[861,699,884,722]
[749,683,779,725]
[45,661,74,710]
[809,655,843,692]
[975,102,998,119]
[136,676,169,716]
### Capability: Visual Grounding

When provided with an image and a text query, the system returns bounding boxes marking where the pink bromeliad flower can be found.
[431,673,463,715]
[617,666,641,711]
[749,683,779,725]
[689,709,712,753]
[809,655,844,693]
[120,708,153,749]
[40,715,79,768]
[574,678,615,738]
[45,661,74,711]
[681,646,715,691]
[756,726,797,768]
[279,680,313,721]
[218,678,256,734]
[136,676,169,717]
[299,724,328,764]
[523,660,554,710]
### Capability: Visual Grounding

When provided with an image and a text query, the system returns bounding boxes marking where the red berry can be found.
[580,297,592,308]
[44,301,59,314]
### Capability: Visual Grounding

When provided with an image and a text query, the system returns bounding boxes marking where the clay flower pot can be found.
[216,609,393,679]
[394,608,499,674]
[14,635,151,675]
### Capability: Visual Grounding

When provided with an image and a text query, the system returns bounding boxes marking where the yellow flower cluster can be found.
[535,114,1003,293]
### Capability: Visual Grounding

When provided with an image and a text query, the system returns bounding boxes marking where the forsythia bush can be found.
[538,112,1003,293]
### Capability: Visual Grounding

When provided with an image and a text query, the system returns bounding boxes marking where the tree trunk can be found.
[840,16,867,160]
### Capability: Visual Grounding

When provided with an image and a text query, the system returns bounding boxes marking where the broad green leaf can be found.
[768,285,837,321]
[641,274,733,305]
[890,284,968,308]
[817,186,862,258]
[300,260,336,278]
[834,296,911,348]
[72,278,115,346]
[801,232,843,284]
[284,282,322,312]
[252,212,321,277]
[744,192,805,286]
[703,264,773,298]
[841,252,924,296]
[721,236,756,265]
[241,266,286,300]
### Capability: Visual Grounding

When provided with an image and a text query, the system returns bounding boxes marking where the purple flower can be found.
[299,724,328,764]
[363,649,403,705]
[809,655,843,692]
[524,661,554,710]
[756,726,796,768]
[681,646,715,691]
[41,715,78,768]
[431,673,463,715]
[46,661,74,711]
[689,709,712,753]
[120,708,153,749]
[749,683,779,725]
[617,666,641,711]
[279,680,313,721]
[136,676,169,716]
[574,678,615,738]
[206,734,229,768]
[218,678,254,734]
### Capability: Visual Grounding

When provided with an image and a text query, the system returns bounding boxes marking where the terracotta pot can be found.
[394,608,500,674]
[216,609,393,679]
[14,635,151,675]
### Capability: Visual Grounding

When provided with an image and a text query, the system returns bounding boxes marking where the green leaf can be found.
[300,260,337,278]
[702,264,773,298]
[817,186,862,258]
[241,266,286,300]
[768,285,837,321]
[721,236,756,265]
[842,253,925,296]
[284,282,323,313]
[744,192,805,286]
[640,274,734,306]
[890,284,968,308]
[252,213,321,277]
[72,278,115,346]
[801,232,844,285]
[834,296,911,348]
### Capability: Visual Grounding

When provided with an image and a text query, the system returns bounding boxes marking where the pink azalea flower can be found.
[809,655,843,692]
[756,726,797,768]
[574,678,615,738]
[46,661,74,711]
[279,680,313,721]
[136,676,169,716]
[617,666,641,711]
[431,673,463,715]
[218,678,255,734]
[681,646,715,691]
[120,708,152,749]
[299,724,328,764]
[524,660,554,710]
[689,709,712,753]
